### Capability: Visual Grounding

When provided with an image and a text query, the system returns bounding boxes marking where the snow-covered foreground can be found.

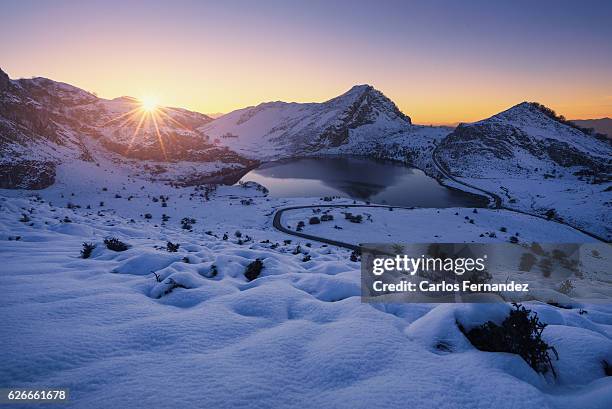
[1,166,611,408]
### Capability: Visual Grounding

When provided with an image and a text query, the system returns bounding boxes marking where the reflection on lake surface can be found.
[238,157,487,208]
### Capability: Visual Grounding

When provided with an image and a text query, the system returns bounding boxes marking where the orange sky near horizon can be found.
[4,64,609,125]
[2,1,611,124]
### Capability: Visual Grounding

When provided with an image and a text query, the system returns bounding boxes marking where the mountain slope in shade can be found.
[0,68,253,188]
[571,117,612,139]
[199,85,412,159]
[436,102,612,240]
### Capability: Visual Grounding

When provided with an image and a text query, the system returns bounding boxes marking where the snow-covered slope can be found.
[436,102,612,239]
[200,85,415,159]
[0,68,253,189]
[438,102,610,178]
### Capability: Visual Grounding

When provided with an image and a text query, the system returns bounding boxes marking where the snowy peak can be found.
[200,84,412,159]
[326,84,411,124]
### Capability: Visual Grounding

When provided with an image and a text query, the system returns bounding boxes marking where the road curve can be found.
[432,144,608,243]
[272,204,419,251]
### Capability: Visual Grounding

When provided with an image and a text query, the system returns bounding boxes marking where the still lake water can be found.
[238,157,486,208]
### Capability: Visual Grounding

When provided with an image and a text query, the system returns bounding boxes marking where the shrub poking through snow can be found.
[80,242,96,259]
[604,360,612,376]
[181,217,196,230]
[309,216,321,224]
[459,303,559,376]
[166,241,180,252]
[19,213,31,223]
[519,252,537,271]
[159,278,188,297]
[558,279,574,295]
[344,213,363,223]
[244,259,264,281]
[209,264,218,278]
[104,237,129,252]
[321,214,334,222]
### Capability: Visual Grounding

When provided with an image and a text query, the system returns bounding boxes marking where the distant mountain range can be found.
[1,67,609,184]
[571,118,612,139]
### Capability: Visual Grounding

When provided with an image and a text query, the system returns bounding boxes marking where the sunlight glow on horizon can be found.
[1,0,611,123]
[139,96,159,113]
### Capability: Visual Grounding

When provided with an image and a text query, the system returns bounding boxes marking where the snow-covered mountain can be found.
[0,68,253,188]
[436,102,612,239]
[199,84,414,159]
[437,102,611,178]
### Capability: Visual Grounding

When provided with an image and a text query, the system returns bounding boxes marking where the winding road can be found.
[432,144,608,243]
[271,149,609,246]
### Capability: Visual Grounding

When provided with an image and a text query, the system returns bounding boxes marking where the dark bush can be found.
[519,253,537,271]
[81,242,96,259]
[181,217,196,230]
[309,216,321,224]
[459,303,558,376]
[539,258,553,277]
[530,243,546,256]
[604,360,612,376]
[159,278,189,297]
[166,241,180,252]
[144,213,152,219]
[244,259,263,281]
[104,237,129,252]
[344,212,363,223]
[209,264,218,278]
[321,214,334,222]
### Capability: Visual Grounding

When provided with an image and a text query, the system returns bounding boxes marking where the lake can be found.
[238,157,487,208]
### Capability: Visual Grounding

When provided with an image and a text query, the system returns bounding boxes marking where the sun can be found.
[140,96,159,112]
